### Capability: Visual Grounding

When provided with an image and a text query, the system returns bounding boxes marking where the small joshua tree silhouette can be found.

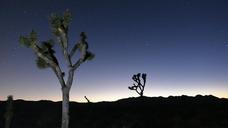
[128,73,147,97]
[4,95,13,128]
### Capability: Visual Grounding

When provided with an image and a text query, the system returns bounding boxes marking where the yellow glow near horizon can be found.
[2,89,227,103]
[1,82,228,102]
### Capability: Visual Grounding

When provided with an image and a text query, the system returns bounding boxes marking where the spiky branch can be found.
[128,73,147,97]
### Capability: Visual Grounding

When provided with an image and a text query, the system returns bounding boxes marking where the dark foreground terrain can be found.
[0,95,228,128]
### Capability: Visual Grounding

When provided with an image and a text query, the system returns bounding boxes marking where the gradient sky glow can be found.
[1,0,228,102]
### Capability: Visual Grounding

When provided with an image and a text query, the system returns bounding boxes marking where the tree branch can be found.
[72,58,84,71]
[66,68,74,89]
[51,67,66,88]
[135,88,141,96]
[69,43,78,58]
[32,44,57,67]
[56,36,72,67]
[32,44,66,88]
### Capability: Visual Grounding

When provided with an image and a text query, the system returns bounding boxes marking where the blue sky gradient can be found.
[1,0,228,102]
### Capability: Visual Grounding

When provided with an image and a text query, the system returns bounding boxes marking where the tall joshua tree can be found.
[19,10,94,128]
[128,73,147,97]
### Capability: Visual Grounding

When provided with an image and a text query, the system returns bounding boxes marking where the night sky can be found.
[1,0,228,102]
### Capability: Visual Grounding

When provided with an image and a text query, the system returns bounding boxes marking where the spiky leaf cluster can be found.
[19,30,37,48]
[36,57,49,69]
[84,51,95,61]
[63,10,72,29]
[70,32,95,61]
[50,10,72,36]
[36,40,57,69]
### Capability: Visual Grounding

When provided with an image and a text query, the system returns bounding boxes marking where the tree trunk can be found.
[140,92,143,97]
[4,118,11,128]
[61,87,70,128]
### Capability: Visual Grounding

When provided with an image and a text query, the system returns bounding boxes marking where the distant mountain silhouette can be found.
[1,95,228,128]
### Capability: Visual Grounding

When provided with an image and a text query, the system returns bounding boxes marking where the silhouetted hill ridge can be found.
[0,94,225,103]
[1,95,228,128]
[116,95,226,104]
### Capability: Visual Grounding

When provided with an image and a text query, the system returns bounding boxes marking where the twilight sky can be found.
[1,0,228,102]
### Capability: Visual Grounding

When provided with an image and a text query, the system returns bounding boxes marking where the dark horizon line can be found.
[1,94,227,103]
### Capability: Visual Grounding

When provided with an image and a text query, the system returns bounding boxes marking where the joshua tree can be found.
[4,95,13,128]
[19,10,94,128]
[128,73,147,97]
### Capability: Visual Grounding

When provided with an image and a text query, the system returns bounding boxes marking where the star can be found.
[23,10,27,14]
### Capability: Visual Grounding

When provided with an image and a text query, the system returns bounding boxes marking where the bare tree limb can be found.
[32,44,66,88]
